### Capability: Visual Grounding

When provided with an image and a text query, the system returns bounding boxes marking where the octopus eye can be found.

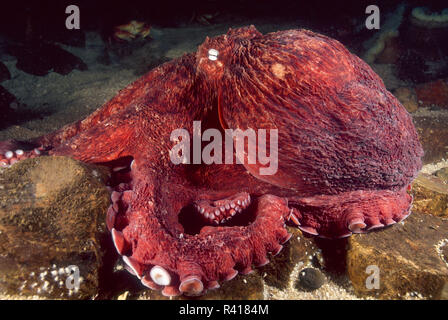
[208,48,219,61]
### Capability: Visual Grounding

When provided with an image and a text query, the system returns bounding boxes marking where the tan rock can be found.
[347,212,448,299]
[374,36,401,64]
[0,156,110,299]
[411,173,448,217]
[393,87,418,113]
[435,167,448,182]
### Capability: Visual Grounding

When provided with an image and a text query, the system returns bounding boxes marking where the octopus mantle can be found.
[0,26,423,296]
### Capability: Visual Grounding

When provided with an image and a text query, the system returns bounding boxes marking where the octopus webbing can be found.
[0,26,423,296]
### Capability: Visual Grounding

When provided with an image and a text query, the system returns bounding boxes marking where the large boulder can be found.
[411,173,448,217]
[347,212,448,299]
[0,156,110,299]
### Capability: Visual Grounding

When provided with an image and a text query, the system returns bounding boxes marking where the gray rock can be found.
[296,268,326,291]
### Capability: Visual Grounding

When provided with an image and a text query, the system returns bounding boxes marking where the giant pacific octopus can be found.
[0,26,423,296]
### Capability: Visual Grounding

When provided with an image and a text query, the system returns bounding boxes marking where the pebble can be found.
[296,268,326,291]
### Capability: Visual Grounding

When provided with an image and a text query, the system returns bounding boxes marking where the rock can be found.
[362,30,399,65]
[0,156,110,299]
[258,228,321,289]
[411,173,448,217]
[296,267,326,291]
[374,36,401,64]
[0,62,11,83]
[441,283,448,300]
[413,112,448,164]
[415,79,448,109]
[393,87,418,113]
[435,167,448,182]
[199,273,264,300]
[347,212,448,299]
[117,291,130,300]
[8,42,87,76]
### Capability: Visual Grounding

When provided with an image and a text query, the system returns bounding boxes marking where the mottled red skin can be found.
[0,26,423,296]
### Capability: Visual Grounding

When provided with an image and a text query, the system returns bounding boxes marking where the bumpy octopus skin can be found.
[0,26,423,296]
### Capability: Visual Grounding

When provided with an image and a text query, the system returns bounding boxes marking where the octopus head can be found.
[196,25,262,82]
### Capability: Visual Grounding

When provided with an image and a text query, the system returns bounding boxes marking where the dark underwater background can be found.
[0,0,447,141]
[0,0,447,300]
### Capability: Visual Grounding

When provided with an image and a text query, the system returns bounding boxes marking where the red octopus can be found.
[0,26,423,296]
